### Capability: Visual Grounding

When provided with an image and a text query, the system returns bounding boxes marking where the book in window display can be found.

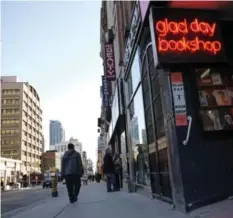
[196,69,223,87]
[212,89,231,106]
[200,110,222,131]
[196,68,233,131]
[227,87,233,104]
[218,108,233,130]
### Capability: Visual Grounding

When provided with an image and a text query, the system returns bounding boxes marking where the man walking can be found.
[61,143,84,203]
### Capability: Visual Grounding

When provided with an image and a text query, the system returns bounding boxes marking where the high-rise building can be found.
[50,137,83,160]
[1,76,43,174]
[49,120,65,145]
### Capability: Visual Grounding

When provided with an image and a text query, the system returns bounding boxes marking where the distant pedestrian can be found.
[103,148,114,192]
[113,152,121,191]
[61,143,84,203]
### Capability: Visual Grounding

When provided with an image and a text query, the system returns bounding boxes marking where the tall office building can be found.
[1,76,43,174]
[49,120,65,145]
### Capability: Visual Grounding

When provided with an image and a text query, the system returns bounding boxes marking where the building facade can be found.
[50,138,83,160]
[49,120,65,146]
[0,157,22,186]
[41,150,61,173]
[1,76,43,174]
[98,0,233,213]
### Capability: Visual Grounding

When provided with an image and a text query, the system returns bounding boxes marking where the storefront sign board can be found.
[102,76,109,107]
[151,8,227,64]
[171,72,188,126]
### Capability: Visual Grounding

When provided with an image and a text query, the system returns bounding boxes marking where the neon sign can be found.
[155,18,222,55]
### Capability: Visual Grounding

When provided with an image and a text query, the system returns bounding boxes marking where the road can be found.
[1,183,66,217]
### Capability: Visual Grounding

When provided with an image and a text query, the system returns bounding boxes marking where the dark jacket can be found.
[103,153,114,174]
[61,150,84,177]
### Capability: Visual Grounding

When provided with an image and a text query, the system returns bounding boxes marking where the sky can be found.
[2,1,102,165]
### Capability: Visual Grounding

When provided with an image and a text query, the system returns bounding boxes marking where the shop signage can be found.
[124,1,141,73]
[152,9,226,63]
[171,72,187,126]
[102,76,109,107]
[104,43,116,81]
[98,136,105,148]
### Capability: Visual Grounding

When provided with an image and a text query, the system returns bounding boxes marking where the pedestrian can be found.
[103,148,114,192]
[113,152,121,191]
[61,143,84,203]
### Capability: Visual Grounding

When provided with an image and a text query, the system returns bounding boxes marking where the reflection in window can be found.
[129,86,150,186]
[131,49,141,93]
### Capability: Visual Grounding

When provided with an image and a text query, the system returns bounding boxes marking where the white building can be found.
[50,138,83,160]
[0,157,22,185]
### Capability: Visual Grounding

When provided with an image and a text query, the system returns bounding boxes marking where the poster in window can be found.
[171,72,187,126]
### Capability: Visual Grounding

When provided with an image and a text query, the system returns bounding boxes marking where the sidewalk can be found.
[9,182,187,218]
[9,183,233,218]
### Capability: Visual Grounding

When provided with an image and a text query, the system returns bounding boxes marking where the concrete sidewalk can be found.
[9,183,233,218]
[9,183,187,218]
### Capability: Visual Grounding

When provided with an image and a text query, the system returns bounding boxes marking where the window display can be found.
[196,68,233,131]
[129,86,150,186]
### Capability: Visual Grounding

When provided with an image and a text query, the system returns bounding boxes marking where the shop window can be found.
[196,68,233,131]
[129,86,150,186]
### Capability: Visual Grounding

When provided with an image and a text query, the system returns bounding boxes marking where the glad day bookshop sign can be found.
[152,9,227,64]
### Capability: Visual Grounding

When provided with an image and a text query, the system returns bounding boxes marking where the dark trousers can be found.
[106,174,113,192]
[114,173,120,190]
[65,175,81,200]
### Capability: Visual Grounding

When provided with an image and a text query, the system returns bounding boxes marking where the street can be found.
[1,182,233,218]
[1,183,66,217]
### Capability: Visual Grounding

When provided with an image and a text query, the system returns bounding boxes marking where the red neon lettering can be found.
[155,18,222,55]
[158,37,221,54]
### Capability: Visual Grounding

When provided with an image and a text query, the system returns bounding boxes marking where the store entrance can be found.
[170,68,233,207]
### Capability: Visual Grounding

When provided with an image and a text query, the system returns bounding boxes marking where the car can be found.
[43,180,52,188]
[62,179,66,185]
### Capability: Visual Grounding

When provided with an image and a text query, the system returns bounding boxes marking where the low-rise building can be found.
[0,157,22,185]
[41,150,61,173]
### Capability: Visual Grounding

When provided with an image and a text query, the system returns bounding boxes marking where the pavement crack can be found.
[52,204,69,218]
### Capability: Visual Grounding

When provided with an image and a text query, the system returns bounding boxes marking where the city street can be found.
[1,183,66,217]
[1,182,233,218]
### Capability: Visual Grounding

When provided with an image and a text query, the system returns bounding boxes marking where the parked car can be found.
[62,179,66,185]
[43,179,52,188]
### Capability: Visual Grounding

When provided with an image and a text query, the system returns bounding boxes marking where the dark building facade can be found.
[98,0,233,213]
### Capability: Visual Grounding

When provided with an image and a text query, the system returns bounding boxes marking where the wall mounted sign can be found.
[102,76,109,107]
[171,72,188,126]
[151,8,227,64]
[104,43,116,81]
[124,1,141,74]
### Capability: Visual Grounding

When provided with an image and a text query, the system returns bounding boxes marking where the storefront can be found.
[107,77,128,188]
[0,157,21,186]
[123,0,233,213]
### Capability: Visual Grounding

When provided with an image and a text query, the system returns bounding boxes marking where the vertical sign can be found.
[171,72,188,126]
[104,44,116,81]
[102,76,109,107]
